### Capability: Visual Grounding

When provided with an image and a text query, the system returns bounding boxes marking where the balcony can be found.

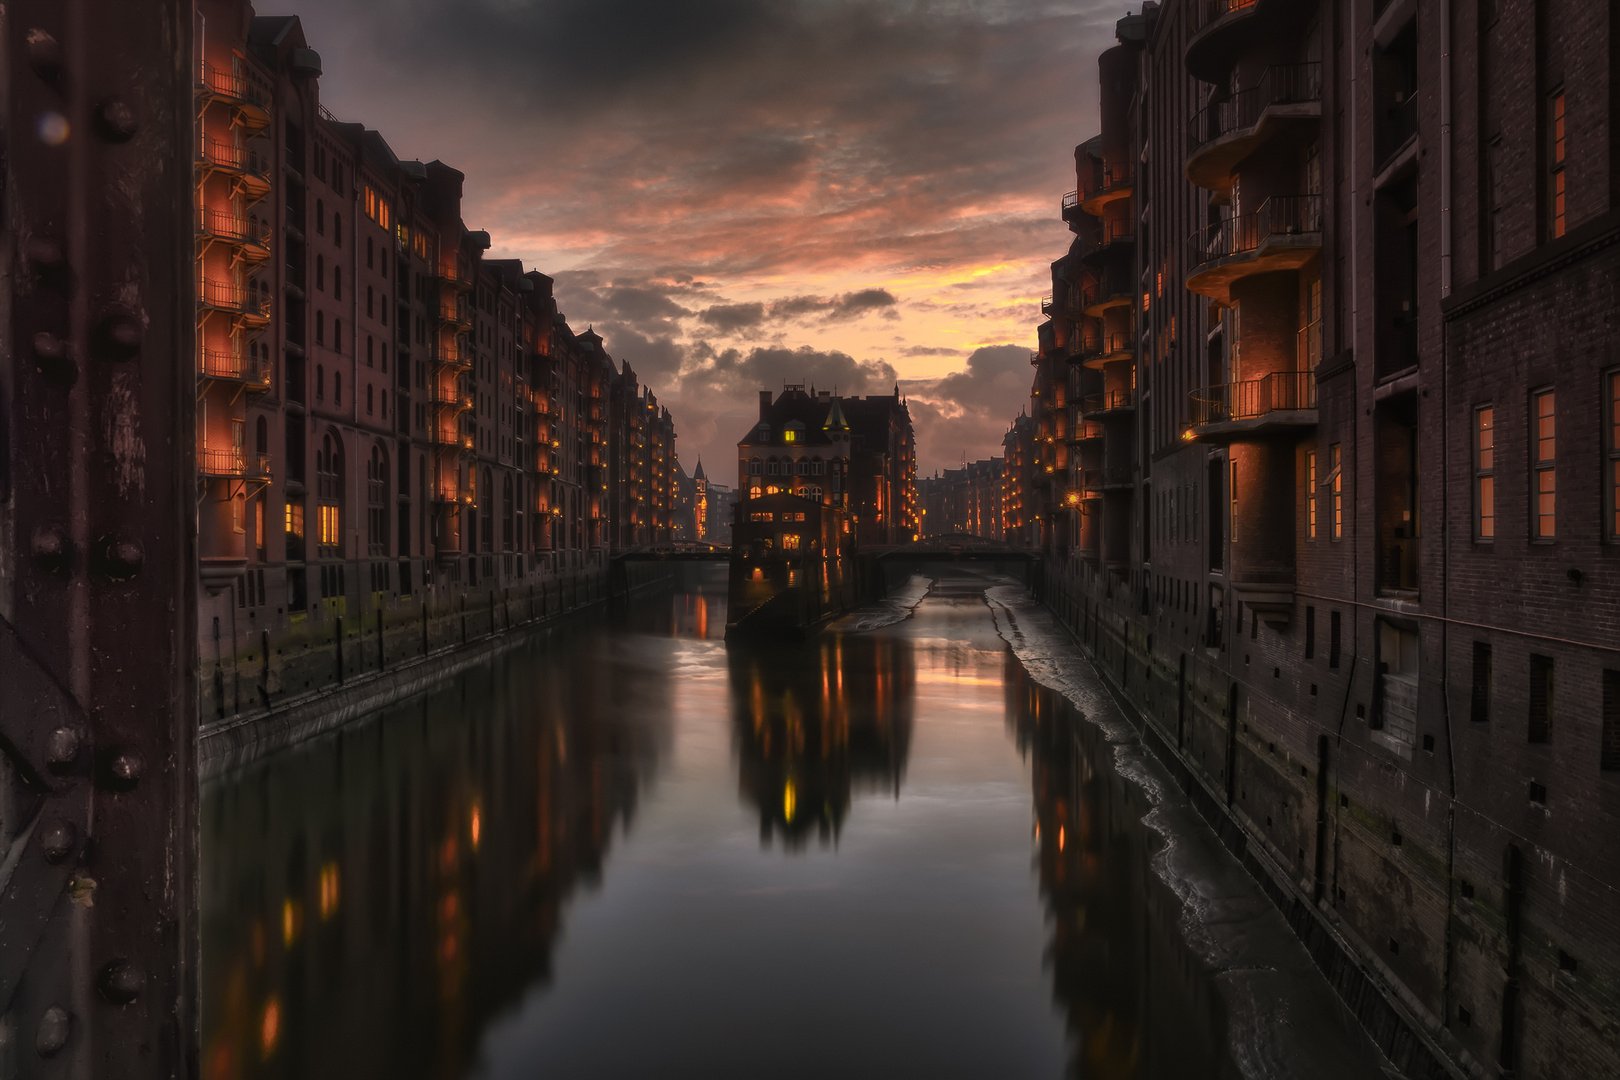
[1079,332,1136,370]
[196,63,271,128]
[197,135,271,198]
[430,385,473,412]
[1067,420,1104,444]
[198,349,271,390]
[198,279,271,326]
[196,208,271,262]
[1079,162,1134,216]
[1185,0,1276,85]
[439,257,474,293]
[435,342,471,370]
[1075,270,1133,318]
[1185,369,1316,441]
[1185,194,1322,301]
[1082,388,1135,419]
[1187,63,1321,192]
[198,447,271,479]
[437,301,471,330]
[1040,294,1056,317]
[435,485,474,506]
[1081,219,1135,266]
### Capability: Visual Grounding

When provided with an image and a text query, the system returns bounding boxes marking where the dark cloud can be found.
[697,302,768,332]
[902,344,1033,474]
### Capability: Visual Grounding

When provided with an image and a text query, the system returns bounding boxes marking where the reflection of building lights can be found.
[470,803,482,850]
[783,779,797,823]
[261,998,280,1057]
[1058,826,1065,851]
[281,899,300,946]
[318,862,340,920]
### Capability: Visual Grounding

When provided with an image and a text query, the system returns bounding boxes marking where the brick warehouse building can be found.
[1013,2,1620,1076]
[193,2,682,721]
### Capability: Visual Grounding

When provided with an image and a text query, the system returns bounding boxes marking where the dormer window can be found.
[783,420,806,443]
[756,424,770,441]
[783,429,796,443]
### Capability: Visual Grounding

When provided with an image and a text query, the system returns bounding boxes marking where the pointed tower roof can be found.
[823,397,850,431]
[693,458,706,481]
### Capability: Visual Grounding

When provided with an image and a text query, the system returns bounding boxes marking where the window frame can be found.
[1474,404,1495,541]
[1606,370,1620,542]
[1329,444,1343,541]
[1547,88,1566,241]
[1532,388,1556,541]
[1306,450,1318,540]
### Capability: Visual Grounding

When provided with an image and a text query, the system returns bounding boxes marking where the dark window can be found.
[1528,654,1554,743]
[1329,610,1341,668]
[1305,606,1316,659]
[1471,642,1492,723]
[1601,670,1620,771]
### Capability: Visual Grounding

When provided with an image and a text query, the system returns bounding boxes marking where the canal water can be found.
[200,567,1388,1079]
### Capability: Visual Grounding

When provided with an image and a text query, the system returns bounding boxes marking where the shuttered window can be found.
[1528,654,1554,743]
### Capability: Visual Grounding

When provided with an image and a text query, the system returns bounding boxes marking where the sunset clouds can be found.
[297,0,1117,474]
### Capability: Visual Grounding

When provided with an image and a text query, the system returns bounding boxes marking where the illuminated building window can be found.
[318,503,340,546]
[1475,406,1495,539]
[1547,90,1565,241]
[1230,460,1238,544]
[1306,450,1318,540]
[364,185,391,229]
[285,500,304,539]
[1533,389,1556,539]
[782,533,801,550]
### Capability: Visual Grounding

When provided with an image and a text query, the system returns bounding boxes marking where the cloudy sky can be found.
[298,0,1121,477]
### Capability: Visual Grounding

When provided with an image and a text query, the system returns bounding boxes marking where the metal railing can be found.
[1187,369,1316,426]
[430,385,473,410]
[1062,190,1081,216]
[197,63,270,113]
[1069,420,1104,442]
[197,278,270,318]
[197,208,271,248]
[1074,268,1133,312]
[440,257,473,290]
[1040,294,1055,316]
[1187,194,1322,271]
[1083,388,1135,414]
[197,349,269,384]
[1192,0,1258,33]
[1188,63,1322,153]
[1088,218,1135,255]
[438,300,469,325]
[1079,161,1133,206]
[198,135,271,180]
[198,447,270,477]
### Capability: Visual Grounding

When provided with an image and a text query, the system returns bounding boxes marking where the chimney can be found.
[759,389,773,418]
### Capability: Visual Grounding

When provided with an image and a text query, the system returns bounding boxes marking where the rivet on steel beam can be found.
[94,100,137,143]
[46,727,82,768]
[94,311,144,361]
[34,1006,71,1057]
[30,526,72,575]
[32,332,76,385]
[106,749,144,789]
[95,536,144,581]
[25,30,63,83]
[98,961,145,1004]
[41,820,75,863]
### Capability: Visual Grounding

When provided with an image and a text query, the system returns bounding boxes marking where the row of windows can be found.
[744,457,842,476]
[1475,375,1620,542]
[1304,446,1344,541]
[1469,643,1620,772]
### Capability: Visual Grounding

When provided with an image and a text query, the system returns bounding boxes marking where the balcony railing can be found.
[1187,369,1316,427]
[1083,388,1135,415]
[1192,0,1257,33]
[198,349,269,385]
[1377,89,1420,166]
[198,278,271,319]
[198,447,271,478]
[430,386,473,410]
[1187,194,1322,271]
[1188,63,1322,153]
[197,63,271,115]
[438,300,470,326]
[198,135,271,182]
[1085,218,1135,258]
[197,208,271,250]
[1079,162,1133,207]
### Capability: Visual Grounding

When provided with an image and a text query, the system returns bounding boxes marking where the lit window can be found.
[1475,406,1495,539]
[1534,389,1556,539]
[1306,450,1318,540]
[364,185,391,230]
[782,533,801,550]
[285,501,304,537]
[318,504,340,546]
[783,429,796,443]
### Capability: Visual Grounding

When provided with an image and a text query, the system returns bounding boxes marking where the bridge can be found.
[611,542,732,562]
[866,535,1039,563]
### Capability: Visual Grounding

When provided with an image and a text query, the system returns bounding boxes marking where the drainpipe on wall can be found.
[1440,0,1453,298]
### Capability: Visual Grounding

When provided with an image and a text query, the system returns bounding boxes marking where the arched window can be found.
[316,254,325,290]
[748,457,762,476]
[315,364,325,401]
[333,213,341,246]
[316,310,325,346]
[766,458,779,476]
[316,198,325,235]
[317,432,344,558]
[333,268,342,300]
[333,373,342,406]
[366,285,374,320]
[366,384,374,415]
[367,443,389,557]
[366,335,374,367]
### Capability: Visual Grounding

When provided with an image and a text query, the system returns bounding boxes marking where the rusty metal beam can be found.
[1,2,198,1075]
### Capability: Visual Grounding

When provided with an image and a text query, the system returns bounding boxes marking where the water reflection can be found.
[729,635,914,848]
[202,573,1248,1079]
[1007,657,1236,1080]
[200,622,671,1080]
